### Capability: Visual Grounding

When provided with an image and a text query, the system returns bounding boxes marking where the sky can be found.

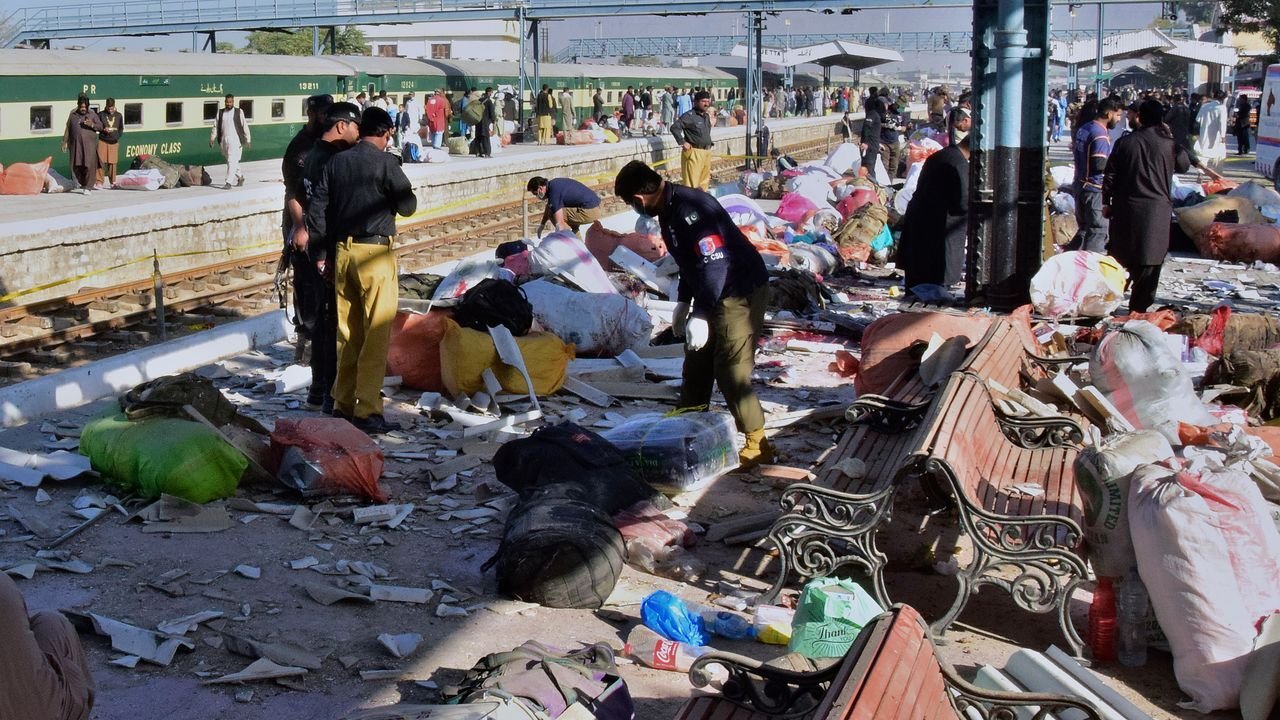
[1,0,1165,74]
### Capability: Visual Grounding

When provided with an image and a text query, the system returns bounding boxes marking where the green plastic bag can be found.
[80,413,246,503]
[787,577,884,659]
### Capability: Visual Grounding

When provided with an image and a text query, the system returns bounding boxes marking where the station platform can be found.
[0,114,848,306]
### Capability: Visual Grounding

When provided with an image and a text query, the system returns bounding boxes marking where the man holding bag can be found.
[614,160,774,469]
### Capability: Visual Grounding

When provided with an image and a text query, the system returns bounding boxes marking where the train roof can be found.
[419,58,735,81]
[327,54,447,76]
[0,48,345,76]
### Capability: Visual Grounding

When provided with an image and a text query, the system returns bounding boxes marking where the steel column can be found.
[1094,4,1104,94]
[312,25,320,56]
[532,18,542,116]
[744,12,754,166]
[967,0,1050,309]
[518,6,528,141]
[751,11,766,163]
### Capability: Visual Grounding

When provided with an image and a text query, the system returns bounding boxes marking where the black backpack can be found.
[452,278,534,337]
[491,423,659,514]
[484,483,626,609]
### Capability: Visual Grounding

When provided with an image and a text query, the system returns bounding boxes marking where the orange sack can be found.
[386,310,452,392]
[583,221,667,269]
[268,417,386,502]
[855,311,994,396]
[0,156,51,195]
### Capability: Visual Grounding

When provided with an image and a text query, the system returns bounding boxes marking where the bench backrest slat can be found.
[822,606,954,720]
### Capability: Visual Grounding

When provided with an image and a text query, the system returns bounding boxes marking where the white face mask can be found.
[953,129,969,142]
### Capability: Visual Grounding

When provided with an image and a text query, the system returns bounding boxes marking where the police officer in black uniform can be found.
[296,101,362,414]
[613,160,775,468]
[306,107,416,434]
[281,94,333,385]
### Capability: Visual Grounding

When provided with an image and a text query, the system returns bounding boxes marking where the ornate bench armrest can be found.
[1025,352,1089,372]
[688,651,839,719]
[948,679,1105,720]
[996,413,1085,449]
[845,394,930,433]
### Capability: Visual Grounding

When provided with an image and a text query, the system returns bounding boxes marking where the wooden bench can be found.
[672,604,1103,720]
[903,371,1089,655]
[762,345,970,606]
[763,316,1085,607]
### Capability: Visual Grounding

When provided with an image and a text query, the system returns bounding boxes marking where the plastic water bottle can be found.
[625,625,711,672]
[689,603,756,640]
[1116,568,1149,667]
[1088,577,1117,663]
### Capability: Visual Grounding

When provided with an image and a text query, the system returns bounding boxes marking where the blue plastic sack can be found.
[870,224,894,253]
[640,590,707,645]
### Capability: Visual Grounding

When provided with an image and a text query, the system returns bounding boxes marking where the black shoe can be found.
[305,390,325,408]
[332,408,353,421]
[322,396,335,415]
[353,413,398,435]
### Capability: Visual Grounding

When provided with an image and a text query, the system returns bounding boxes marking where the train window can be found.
[29,105,52,131]
[203,101,218,123]
[271,99,285,120]
[165,101,182,125]
[607,92,614,103]
[124,102,143,127]
[239,100,254,120]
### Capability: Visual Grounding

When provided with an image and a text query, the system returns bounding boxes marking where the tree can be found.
[245,26,368,55]
[1221,0,1280,53]
[1150,54,1190,87]
[215,41,237,53]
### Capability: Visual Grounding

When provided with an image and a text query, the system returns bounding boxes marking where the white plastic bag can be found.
[432,257,505,300]
[1228,180,1280,209]
[529,230,617,295]
[602,412,738,493]
[520,279,652,356]
[824,142,862,175]
[1049,164,1075,190]
[421,147,450,163]
[1073,430,1174,576]
[1130,464,1280,712]
[892,161,925,215]
[1029,250,1127,318]
[114,168,165,191]
[1090,320,1217,442]
[717,194,771,235]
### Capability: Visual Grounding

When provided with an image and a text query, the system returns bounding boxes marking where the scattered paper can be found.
[377,632,423,659]
[203,657,308,684]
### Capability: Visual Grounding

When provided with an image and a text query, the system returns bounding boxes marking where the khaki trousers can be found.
[678,286,767,434]
[537,115,554,144]
[681,147,712,191]
[334,239,398,419]
[0,574,95,720]
[563,205,604,232]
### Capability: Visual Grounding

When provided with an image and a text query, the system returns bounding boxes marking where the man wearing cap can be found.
[298,101,362,413]
[281,93,333,377]
[306,107,417,434]
[527,175,603,235]
[671,90,715,191]
[613,160,775,469]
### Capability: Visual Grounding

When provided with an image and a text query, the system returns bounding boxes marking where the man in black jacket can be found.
[671,91,715,191]
[306,107,417,433]
[614,160,774,469]
[1103,99,1191,313]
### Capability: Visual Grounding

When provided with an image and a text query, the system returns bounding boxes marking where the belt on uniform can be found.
[348,234,392,245]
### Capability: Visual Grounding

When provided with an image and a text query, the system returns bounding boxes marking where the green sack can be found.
[787,577,884,659]
[80,413,246,503]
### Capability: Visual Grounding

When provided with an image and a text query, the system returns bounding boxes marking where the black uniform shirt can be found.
[671,110,714,149]
[300,139,343,262]
[306,140,417,245]
[656,182,768,318]
[281,126,320,230]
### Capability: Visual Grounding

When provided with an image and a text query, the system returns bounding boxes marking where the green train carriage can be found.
[0,49,347,176]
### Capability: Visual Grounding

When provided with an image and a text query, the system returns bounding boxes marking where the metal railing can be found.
[554,27,1190,61]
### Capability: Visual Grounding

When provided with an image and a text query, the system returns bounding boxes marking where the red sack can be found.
[1201,178,1238,196]
[855,311,993,395]
[387,310,452,391]
[1198,223,1280,264]
[0,156,51,195]
[612,501,695,549]
[268,417,386,502]
[836,187,878,220]
[583,221,667,269]
[562,130,595,145]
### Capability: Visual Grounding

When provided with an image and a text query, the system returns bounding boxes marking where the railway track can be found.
[0,137,834,383]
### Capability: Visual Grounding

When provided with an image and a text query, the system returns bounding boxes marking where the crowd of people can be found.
[1061,85,1253,313]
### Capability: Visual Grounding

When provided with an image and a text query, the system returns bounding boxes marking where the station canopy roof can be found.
[1050,28,1237,68]
[731,39,903,70]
